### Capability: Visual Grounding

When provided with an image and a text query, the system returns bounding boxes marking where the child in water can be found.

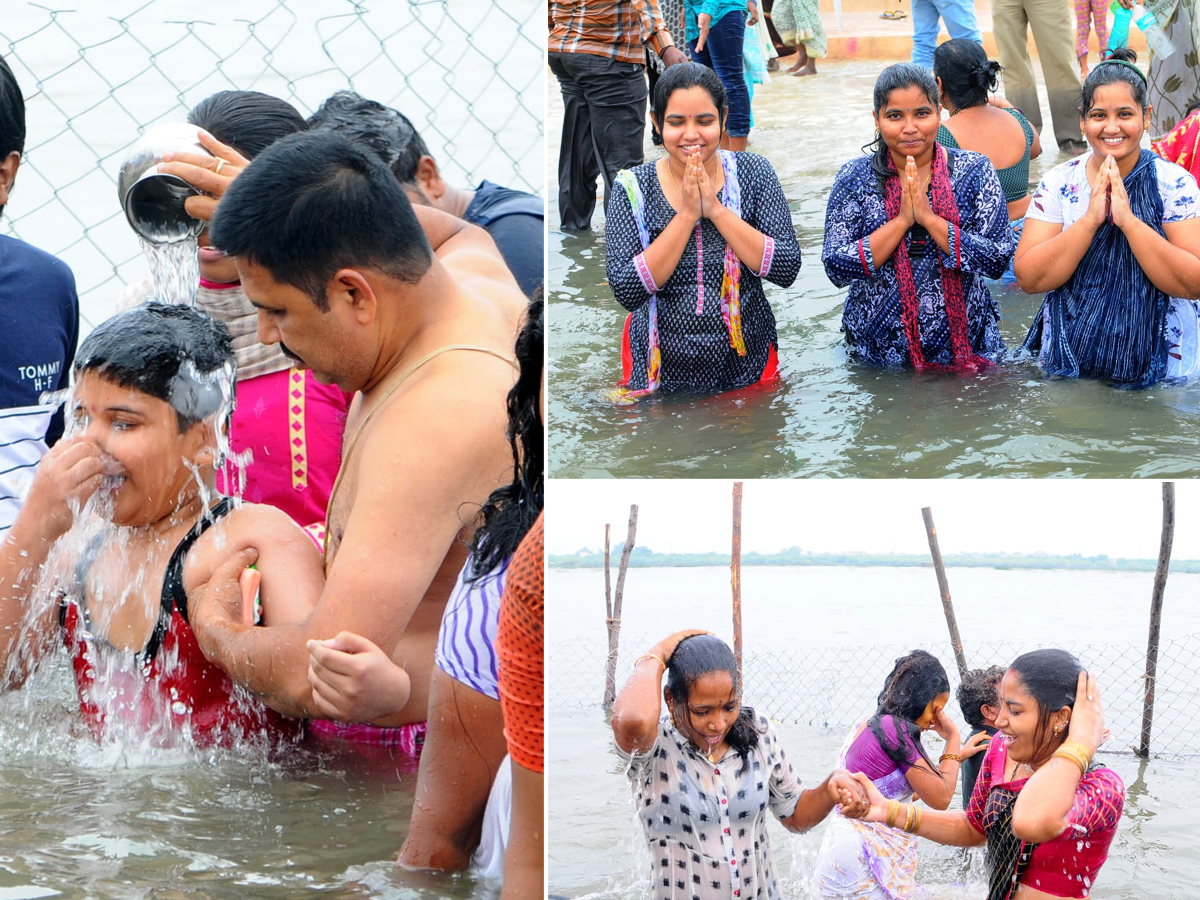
[0,303,321,745]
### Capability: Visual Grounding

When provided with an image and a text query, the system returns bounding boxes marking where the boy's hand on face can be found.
[26,437,107,539]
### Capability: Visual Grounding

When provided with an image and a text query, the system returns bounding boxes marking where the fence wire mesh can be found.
[0,0,543,334]
[550,632,1200,760]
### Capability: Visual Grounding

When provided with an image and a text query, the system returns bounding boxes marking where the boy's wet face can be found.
[71,372,210,527]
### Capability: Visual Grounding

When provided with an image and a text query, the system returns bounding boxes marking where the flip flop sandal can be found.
[881,10,907,18]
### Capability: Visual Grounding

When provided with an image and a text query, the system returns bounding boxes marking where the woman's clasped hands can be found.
[1085,153,1133,229]
[899,155,935,229]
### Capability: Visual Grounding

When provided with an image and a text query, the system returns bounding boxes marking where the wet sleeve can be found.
[965,737,1002,834]
[939,155,1013,279]
[744,155,801,288]
[496,513,544,774]
[1062,767,1125,837]
[604,178,658,314]
[822,162,884,287]
[1159,161,1200,223]
[1026,169,1066,224]
[763,718,803,820]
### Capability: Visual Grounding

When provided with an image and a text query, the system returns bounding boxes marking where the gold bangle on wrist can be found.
[886,799,899,828]
[903,803,914,833]
[914,805,923,833]
[634,653,666,672]
[939,752,963,764]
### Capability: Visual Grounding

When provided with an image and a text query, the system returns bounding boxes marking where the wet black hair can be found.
[869,649,950,771]
[209,130,433,311]
[74,303,234,432]
[1080,48,1149,116]
[0,55,26,220]
[957,664,1005,730]
[933,39,1003,111]
[651,62,728,138]
[666,635,760,770]
[467,295,544,582]
[306,90,430,187]
[1007,648,1085,760]
[188,90,306,160]
[865,63,941,192]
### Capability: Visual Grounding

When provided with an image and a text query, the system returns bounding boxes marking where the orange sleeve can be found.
[496,512,544,773]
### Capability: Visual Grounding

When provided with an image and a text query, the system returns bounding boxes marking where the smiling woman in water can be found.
[605,62,800,400]
[852,650,1124,900]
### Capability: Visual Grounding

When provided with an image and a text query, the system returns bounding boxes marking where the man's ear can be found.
[327,269,379,325]
[0,151,21,209]
[414,155,446,201]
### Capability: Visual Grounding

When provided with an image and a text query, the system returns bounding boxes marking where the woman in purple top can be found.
[813,649,988,899]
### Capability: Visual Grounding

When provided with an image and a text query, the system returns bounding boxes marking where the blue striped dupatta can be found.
[1022,150,1169,389]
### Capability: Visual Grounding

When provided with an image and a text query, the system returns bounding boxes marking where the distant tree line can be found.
[548,545,1200,573]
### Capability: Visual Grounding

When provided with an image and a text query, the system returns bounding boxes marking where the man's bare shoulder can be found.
[186,503,316,582]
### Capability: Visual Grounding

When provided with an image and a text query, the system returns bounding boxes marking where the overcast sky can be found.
[547,480,1199,560]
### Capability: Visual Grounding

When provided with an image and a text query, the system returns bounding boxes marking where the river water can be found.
[547,58,1200,478]
[547,564,1200,898]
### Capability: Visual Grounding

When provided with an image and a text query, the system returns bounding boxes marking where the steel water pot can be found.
[118,123,212,244]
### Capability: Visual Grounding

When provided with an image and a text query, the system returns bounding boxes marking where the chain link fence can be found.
[550,632,1200,760]
[0,0,543,334]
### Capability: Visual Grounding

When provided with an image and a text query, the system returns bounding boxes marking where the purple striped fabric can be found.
[435,557,508,700]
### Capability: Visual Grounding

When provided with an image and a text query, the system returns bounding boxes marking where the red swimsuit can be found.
[59,499,296,746]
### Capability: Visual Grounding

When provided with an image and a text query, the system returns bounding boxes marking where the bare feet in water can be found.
[794,59,817,76]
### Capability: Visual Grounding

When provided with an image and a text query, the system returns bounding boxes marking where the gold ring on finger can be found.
[215,158,226,175]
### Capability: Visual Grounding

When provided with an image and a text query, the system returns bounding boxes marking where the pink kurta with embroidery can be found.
[220,368,351,528]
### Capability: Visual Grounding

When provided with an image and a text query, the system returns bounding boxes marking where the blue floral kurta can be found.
[821,150,1014,367]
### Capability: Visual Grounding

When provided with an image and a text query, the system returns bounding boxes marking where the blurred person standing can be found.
[0,55,79,536]
[992,0,1087,153]
[549,0,689,231]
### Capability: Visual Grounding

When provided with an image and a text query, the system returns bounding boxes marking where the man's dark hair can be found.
[188,90,306,159]
[75,303,234,433]
[0,55,27,219]
[209,131,434,310]
[306,90,429,186]
[957,665,1005,729]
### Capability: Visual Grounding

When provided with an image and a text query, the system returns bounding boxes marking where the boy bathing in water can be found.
[0,303,321,744]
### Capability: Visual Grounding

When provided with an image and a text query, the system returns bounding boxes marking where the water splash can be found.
[141,236,199,306]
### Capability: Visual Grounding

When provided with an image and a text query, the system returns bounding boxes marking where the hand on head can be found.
[652,628,712,665]
[1066,670,1106,754]
[156,129,251,222]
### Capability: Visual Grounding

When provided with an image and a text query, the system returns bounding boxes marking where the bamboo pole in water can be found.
[603,505,639,710]
[921,507,969,679]
[732,482,744,684]
[603,523,613,708]
[1139,482,1175,758]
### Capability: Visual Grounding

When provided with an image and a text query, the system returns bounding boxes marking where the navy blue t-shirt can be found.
[463,181,544,297]
[0,234,79,444]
